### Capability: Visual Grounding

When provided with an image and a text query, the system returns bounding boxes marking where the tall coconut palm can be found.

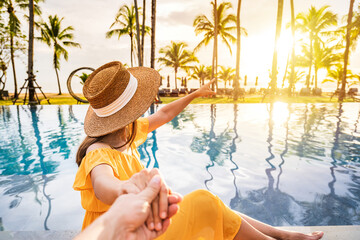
[339,0,355,102]
[313,43,342,88]
[323,64,355,90]
[191,65,207,87]
[38,15,81,95]
[133,0,142,66]
[286,69,306,92]
[350,3,360,46]
[296,5,338,90]
[270,0,284,94]
[106,4,149,67]
[219,66,235,89]
[150,0,156,68]
[288,0,296,97]
[158,41,198,89]
[193,1,247,89]
[0,0,42,98]
[140,0,147,67]
[27,0,35,103]
[234,0,242,100]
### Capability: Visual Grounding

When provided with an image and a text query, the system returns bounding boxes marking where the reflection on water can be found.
[0,105,85,231]
[1,103,360,231]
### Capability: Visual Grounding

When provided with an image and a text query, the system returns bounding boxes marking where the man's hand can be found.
[111,175,181,240]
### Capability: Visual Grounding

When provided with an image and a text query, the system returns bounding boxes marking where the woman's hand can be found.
[121,168,171,232]
[76,175,182,240]
[193,79,216,98]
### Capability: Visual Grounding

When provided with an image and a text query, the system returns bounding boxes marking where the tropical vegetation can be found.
[158,41,198,89]
[37,15,81,95]
[0,0,360,104]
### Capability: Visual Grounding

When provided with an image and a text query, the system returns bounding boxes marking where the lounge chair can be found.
[189,88,198,94]
[0,90,9,100]
[216,88,225,95]
[179,88,187,95]
[170,89,179,97]
[249,88,256,94]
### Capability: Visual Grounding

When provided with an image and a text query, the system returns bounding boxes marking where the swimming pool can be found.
[0,103,359,231]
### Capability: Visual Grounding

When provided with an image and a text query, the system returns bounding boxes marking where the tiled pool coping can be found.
[0,225,359,239]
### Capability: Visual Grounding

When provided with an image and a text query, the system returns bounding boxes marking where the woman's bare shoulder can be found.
[86,142,112,154]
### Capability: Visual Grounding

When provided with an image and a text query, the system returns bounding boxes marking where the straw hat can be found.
[83,61,160,137]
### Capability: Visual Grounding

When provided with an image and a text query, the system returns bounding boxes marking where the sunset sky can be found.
[6,0,360,93]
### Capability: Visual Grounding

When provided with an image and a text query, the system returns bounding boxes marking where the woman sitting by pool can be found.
[73,61,324,240]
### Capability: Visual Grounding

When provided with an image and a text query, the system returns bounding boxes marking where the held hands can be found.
[119,168,180,233]
[111,175,181,240]
[193,79,216,98]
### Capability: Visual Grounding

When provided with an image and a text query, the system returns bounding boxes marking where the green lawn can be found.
[0,94,357,105]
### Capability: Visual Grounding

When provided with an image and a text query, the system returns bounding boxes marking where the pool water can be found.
[0,103,359,231]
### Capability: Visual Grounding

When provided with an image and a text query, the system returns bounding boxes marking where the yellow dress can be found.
[73,117,241,240]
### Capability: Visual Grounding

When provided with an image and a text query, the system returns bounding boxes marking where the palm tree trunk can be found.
[130,34,134,67]
[314,65,318,89]
[150,0,156,68]
[54,52,62,95]
[134,0,142,66]
[10,34,18,99]
[288,0,295,97]
[234,0,242,100]
[141,0,146,65]
[214,0,218,92]
[307,34,313,89]
[174,68,178,89]
[339,0,355,102]
[211,0,218,92]
[28,0,35,103]
[270,0,284,95]
[282,53,289,88]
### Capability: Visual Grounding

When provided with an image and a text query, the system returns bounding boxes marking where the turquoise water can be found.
[0,103,359,231]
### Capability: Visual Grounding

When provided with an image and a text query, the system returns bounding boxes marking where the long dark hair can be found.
[76,121,137,166]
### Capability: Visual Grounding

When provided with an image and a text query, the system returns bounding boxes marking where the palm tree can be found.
[106,4,136,67]
[191,65,207,87]
[270,0,284,94]
[234,0,242,100]
[313,43,342,88]
[286,69,306,92]
[218,66,235,89]
[205,65,213,82]
[38,15,81,95]
[339,0,356,102]
[27,0,35,103]
[141,0,146,66]
[133,0,142,66]
[0,0,42,98]
[194,1,246,89]
[350,3,360,47]
[77,72,90,85]
[158,41,198,89]
[288,0,296,97]
[296,5,338,90]
[106,4,149,67]
[150,0,156,68]
[323,64,355,90]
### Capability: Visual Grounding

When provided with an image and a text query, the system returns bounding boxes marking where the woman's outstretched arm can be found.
[147,80,215,133]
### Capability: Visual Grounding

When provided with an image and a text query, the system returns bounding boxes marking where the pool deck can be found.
[0,226,359,239]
